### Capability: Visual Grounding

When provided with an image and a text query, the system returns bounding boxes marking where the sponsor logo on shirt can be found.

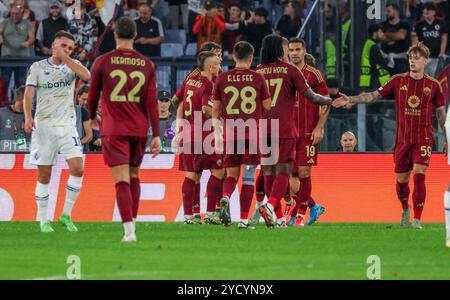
[40,79,72,89]
[407,95,421,109]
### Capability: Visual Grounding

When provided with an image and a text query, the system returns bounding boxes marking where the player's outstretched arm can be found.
[436,105,448,155]
[23,86,36,133]
[332,90,382,108]
[304,88,333,105]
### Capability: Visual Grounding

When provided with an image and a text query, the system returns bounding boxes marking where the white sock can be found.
[266,203,275,222]
[35,182,49,225]
[133,218,137,227]
[63,175,83,216]
[123,222,134,236]
[445,191,450,239]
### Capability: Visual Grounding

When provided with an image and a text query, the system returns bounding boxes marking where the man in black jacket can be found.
[238,7,273,56]
[36,1,67,56]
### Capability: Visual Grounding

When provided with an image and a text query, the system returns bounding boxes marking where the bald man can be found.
[340,131,357,152]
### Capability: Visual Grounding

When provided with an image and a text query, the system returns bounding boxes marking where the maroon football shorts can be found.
[195,153,224,170]
[223,139,260,168]
[102,135,147,167]
[178,142,202,173]
[262,137,296,165]
[394,142,433,173]
[295,136,318,167]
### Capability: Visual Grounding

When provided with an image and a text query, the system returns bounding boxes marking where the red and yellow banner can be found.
[0,154,448,222]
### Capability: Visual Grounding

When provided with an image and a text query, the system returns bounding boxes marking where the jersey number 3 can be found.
[109,70,145,103]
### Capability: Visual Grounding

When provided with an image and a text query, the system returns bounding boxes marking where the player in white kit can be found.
[445,104,450,248]
[24,31,91,233]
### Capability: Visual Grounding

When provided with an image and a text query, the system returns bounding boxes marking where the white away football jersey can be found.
[26,58,78,127]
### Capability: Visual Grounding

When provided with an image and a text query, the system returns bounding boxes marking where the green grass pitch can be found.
[1,222,449,280]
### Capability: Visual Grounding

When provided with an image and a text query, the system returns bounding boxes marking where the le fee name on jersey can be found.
[227,74,254,82]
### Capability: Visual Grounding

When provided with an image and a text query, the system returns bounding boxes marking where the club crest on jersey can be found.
[400,85,408,92]
[216,159,222,167]
[423,87,431,96]
[407,95,421,109]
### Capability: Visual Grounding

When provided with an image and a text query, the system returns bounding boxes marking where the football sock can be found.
[182,177,196,216]
[274,202,284,220]
[268,172,289,208]
[396,181,410,210]
[130,177,141,219]
[123,221,134,236]
[413,174,426,220]
[193,182,200,214]
[290,195,299,218]
[240,184,254,219]
[35,182,49,225]
[207,175,222,213]
[222,176,237,199]
[115,181,133,223]
[263,174,275,199]
[296,190,307,218]
[299,177,312,208]
[63,175,82,217]
[307,196,316,208]
[255,171,265,202]
[445,191,450,239]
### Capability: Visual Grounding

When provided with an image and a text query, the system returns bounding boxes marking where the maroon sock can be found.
[296,190,308,216]
[255,171,265,203]
[396,181,410,210]
[268,172,289,208]
[290,195,299,218]
[240,184,254,219]
[207,175,222,213]
[413,174,426,220]
[275,202,284,219]
[263,174,275,200]
[130,177,140,219]
[300,177,313,208]
[193,182,200,214]
[222,176,237,199]
[182,177,195,216]
[115,181,133,223]
[307,196,316,208]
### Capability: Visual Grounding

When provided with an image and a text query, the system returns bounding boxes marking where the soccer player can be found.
[445,105,450,247]
[333,43,447,229]
[212,41,272,228]
[287,38,330,226]
[177,51,223,225]
[24,30,90,233]
[88,17,161,242]
[172,42,222,217]
[255,34,332,228]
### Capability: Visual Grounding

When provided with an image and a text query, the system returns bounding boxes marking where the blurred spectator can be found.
[339,2,352,87]
[75,85,92,153]
[123,0,140,20]
[68,1,97,62]
[92,7,116,56]
[187,0,202,42]
[28,0,52,22]
[36,1,67,56]
[276,0,303,39]
[359,23,391,90]
[193,0,226,50]
[167,0,187,30]
[0,3,35,91]
[134,3,164,57]
[0,1,8,23]
[89,97,102,152]
[0,76,7,107]
[147,90,176,153]
[411,2,448,77]
[238,6,272,56]
[0,86,31,152]
[13,0,38,30]
[379,3,411,75]
[222,2,242,60]
[150,0,169,29]
[338,131,357,152]
[261,0,284,24]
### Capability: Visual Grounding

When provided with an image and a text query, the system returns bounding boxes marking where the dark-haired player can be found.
[88,17,161,242]
[333,43,447,229]
[212,41,272,228]
[287,38,330,226]
[256,34,332,228]
[24,30,91,233]
[177,51,223,225]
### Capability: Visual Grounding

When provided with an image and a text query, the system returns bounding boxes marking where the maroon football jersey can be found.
[181,75,213,140]
[88,48,159,137]
[256,60,309,138]
[378,73,445,144]
[213,67,270,141]
[296,64,329,137]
